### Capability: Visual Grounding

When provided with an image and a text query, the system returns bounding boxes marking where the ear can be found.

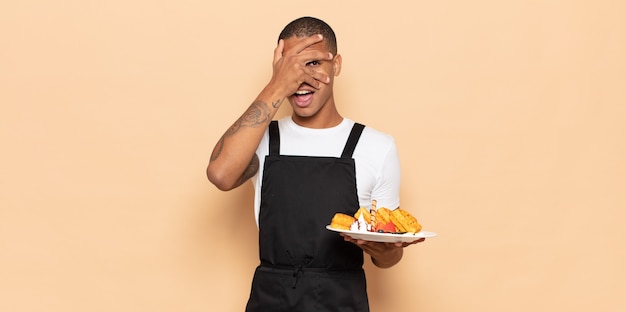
[333,54,342,76]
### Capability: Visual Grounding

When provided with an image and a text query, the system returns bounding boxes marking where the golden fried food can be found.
[375,207,393,224]
[373,207,396,232]
[390,209,422,233]
[353,207,371,222]
[330,213,356,230]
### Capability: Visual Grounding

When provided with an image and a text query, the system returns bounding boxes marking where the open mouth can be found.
[292,89,314,107]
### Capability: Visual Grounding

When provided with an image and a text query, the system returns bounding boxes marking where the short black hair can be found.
[278,16,337,54]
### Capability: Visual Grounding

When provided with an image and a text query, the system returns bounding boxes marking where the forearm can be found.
[370,247,403,269]
[206,90,285,190]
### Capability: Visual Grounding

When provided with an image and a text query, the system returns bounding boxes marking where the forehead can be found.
[282,36,330,53]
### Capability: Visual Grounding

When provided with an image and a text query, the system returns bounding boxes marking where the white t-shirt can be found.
[252,117,401,226]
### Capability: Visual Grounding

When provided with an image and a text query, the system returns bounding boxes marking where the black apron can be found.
[245,120,369,312]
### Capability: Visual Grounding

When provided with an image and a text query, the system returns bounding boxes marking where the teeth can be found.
[295,90,312,95]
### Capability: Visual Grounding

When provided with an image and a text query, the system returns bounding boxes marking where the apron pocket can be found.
[313,269,370,312]
[246,266,288,311]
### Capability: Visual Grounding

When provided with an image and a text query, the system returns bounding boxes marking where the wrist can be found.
[257,85,288,110]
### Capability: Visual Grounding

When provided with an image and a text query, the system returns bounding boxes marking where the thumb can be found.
[273,39,284,66]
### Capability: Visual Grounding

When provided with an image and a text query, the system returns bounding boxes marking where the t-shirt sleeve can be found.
[370,138,401,210]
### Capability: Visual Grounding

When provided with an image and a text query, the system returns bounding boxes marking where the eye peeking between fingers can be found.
[306,60,320,66]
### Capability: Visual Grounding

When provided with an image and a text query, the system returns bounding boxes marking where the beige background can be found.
[1,0,625,311]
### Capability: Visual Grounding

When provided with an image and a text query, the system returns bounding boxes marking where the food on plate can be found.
[350,213,371,232]
[375,207,393,225]
[353,207,371,224]
[373,207,395,232]
[330,213,356,230]
[390,209,422,233]
[369,199,378,229]
[375,220,397,233]
[329,200,422,234]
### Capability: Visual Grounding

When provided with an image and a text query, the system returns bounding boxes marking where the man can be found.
[207,16,424,311]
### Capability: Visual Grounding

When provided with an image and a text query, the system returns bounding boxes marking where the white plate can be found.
[326,225,437,243]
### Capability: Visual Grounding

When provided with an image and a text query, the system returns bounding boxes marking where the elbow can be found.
[371,249,403,269]
[372,259,399,269]
[206,164,237,191]
[206,154,257,191]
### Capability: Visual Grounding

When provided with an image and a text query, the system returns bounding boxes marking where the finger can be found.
[295,65,331,87]
[300,74,322,89]
[273,39,285,65]
[402,238,425,247]
[286,34,325,55]
[298,50,334,64]
[311,69,331,84]
[299,67,331,88]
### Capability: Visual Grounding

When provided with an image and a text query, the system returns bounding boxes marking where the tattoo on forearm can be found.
[237,154,259,185]
[271,98,282,108]
[211,101,272,161]
[225,101,271,137]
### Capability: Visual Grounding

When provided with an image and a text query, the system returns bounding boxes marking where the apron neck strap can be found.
[269,120,280,156]
[341,123,365,158]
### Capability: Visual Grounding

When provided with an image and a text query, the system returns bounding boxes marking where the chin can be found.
[290,103,319,117]
[292,109,317,119]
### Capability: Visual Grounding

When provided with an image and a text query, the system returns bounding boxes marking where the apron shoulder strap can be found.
[269,120,280,156]
[341,123,365,158]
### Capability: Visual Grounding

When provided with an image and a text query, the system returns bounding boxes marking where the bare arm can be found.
[206,99,278,191]
[206,34,333,191]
